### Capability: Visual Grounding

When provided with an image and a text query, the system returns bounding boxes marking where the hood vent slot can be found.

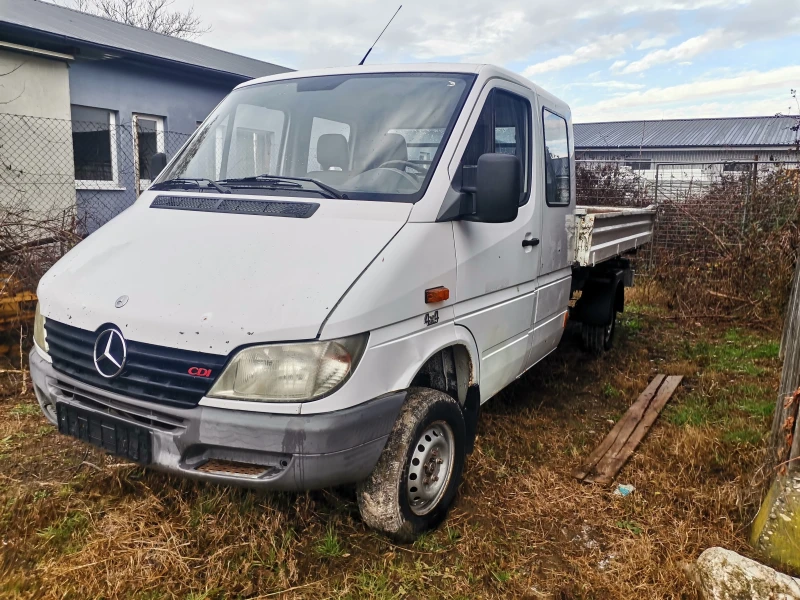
[150,196,319,218]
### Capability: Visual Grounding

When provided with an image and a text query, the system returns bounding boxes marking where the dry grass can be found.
[0,293,784,599]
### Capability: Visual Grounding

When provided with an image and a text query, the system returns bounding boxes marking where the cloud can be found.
[621,28,737,74]
[574,65,800,121]
[163,0,758,69]
[636,37,669,50]
[568,80,646,90]
[522,33,632,76]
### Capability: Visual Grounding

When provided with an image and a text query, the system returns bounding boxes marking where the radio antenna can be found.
[359,5,402,66]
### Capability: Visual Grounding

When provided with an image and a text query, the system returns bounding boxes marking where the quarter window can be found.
[456,89,530,205]
[542,109,571,206]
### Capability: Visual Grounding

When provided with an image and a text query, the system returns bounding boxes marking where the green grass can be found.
[616,520,643,535]
[315,525,345,558]
[491,569,512,584]
[722,428,763,446]
[620,315,643,333]
[9,403,40,417]
[667,393,720,427]
[348,569,393,600]
[602,383,621,399]
[667,380,775,429]
[731,384,775,419]
[682,328,779,376]
[38,511,90,553]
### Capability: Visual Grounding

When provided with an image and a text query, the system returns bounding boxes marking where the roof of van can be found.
[237,63,571,116]
[0,0,291,79]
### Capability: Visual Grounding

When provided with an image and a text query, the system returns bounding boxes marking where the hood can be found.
[39,192,411,354]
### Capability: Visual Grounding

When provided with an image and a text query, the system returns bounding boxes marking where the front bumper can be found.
[30,348,404,490]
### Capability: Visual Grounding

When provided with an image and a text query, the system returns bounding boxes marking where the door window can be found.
[542,109,571,206]
[455,89,530,205]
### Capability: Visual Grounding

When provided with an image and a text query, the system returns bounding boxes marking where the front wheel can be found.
[357,387,466,542]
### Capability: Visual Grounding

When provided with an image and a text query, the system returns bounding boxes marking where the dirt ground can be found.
[0,291,784,599]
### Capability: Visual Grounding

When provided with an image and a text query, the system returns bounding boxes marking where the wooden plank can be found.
[585,375,683,485]
[572,375,666,481]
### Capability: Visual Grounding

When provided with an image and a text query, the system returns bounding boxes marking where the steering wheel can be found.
[377,160,427,176]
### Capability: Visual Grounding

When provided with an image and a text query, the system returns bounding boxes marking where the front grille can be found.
[46,319,228,408]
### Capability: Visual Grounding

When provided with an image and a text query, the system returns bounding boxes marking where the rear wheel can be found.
[357,387,466,542]
[582,311,617,354]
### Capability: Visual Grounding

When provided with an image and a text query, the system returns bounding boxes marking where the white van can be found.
[30,64,654,540]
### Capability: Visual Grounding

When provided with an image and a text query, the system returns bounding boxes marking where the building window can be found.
[625,160,651,171]
[543,108,571,206]
[456,88,531,205]
[723,162,752,172]
[71,105,119,188]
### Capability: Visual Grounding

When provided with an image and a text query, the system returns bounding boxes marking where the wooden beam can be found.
[574,375,683,485]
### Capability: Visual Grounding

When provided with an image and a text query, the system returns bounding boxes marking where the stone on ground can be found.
[693,547,800,599]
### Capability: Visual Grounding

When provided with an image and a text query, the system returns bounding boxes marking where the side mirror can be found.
[473,153,521,223]
[149,152,167,179]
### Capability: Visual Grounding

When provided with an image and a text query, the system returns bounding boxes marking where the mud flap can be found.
[463,386,480,454]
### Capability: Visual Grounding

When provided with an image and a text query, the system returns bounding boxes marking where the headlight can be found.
[34,302,48,353]
[208,334,368,402]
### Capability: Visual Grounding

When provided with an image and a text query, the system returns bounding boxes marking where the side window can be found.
[225,105,285,179]
[307,117,351,172]
[543,109,571,206]
[456,89,530,205]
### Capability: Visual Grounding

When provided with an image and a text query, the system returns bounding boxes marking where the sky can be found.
[170,0,800,123]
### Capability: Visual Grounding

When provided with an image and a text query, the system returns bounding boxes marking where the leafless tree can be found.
[58,0,210,39]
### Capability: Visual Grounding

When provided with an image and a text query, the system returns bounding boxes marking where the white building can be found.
[575,116,800,172]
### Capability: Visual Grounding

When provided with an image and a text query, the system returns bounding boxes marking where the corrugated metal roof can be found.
[0,0,291,79]
[574,116,799,149]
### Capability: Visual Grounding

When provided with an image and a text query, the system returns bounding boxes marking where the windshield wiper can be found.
[220,174,346,199]
[151,178,231,194]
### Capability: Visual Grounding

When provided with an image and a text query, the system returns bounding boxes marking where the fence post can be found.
[751,251,800,568]
[648,163,661,271]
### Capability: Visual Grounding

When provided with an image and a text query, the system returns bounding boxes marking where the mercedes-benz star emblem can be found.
[93,329,127,378]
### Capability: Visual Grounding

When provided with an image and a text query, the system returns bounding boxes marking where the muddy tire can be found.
[582,312,617,355]
[356,387,466,542]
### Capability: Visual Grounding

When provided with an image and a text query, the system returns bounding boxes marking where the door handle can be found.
[522,238,540,248]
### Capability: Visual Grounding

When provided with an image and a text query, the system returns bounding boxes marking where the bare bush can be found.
[577,161,800,327]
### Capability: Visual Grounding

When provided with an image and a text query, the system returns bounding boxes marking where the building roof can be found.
[574,116,800,149]
[0,0,291,79]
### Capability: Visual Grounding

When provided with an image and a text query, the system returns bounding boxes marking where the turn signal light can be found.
[425,286,450,304]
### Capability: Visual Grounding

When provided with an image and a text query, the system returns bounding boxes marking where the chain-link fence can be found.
[0,112,192,235]
[0,113,192,336]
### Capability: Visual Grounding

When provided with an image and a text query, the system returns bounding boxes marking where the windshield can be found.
[158,73,475,202]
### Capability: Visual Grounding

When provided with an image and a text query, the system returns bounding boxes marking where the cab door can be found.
[451,82,542,402]
[525,105,574,370]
